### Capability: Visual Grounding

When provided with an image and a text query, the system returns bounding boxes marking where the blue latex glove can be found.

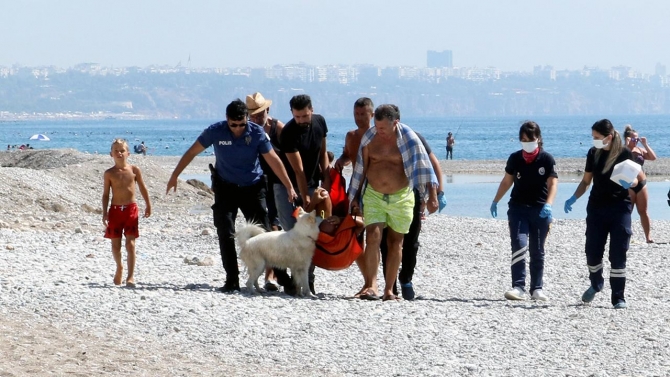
[490,201,498,218]
[619,179,632,189]
[564,195,577,213]
[438,191,447,212]
[539,203,552,220]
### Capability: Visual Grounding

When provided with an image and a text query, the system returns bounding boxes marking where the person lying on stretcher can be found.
[303,187,364,236]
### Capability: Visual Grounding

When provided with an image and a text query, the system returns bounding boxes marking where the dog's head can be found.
[293,208,321,240]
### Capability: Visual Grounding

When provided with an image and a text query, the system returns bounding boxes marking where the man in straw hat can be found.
[246,92,288,292]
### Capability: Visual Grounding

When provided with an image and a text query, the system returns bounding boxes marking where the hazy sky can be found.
[2,0,669,73]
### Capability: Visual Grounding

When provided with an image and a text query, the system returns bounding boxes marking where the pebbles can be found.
[1,150,670,376]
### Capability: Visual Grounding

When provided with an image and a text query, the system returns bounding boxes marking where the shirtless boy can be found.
[348,105,438,301]
[102,139,152,287]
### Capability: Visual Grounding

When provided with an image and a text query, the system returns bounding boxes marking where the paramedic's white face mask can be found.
[520,141,538,153]
[593,138,608,149]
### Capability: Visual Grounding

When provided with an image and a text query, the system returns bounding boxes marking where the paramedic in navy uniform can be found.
[166,99,297,293]
[491,121,557,302]
[564,119,641,309]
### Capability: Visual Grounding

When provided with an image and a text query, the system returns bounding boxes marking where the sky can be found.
[1,0,669,73]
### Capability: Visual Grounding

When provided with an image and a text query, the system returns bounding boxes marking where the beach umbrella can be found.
[29,134,50,141]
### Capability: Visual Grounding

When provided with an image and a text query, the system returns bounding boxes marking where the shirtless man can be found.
[348,104,439,301]
[334,97,374,172]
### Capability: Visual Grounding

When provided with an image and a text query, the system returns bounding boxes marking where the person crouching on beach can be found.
[564,119,642,309]
[102,138,152,287]
[491,121,557,301]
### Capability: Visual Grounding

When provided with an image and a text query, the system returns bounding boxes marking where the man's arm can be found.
[351,146,368,216]
[261,149,297,203]
[427,151,444,213]
[285,151,310,207]
[319,138,331,192]
[334,131,353,172]
[134,166,152,218]
[428,152,444,193]
[166,140,206,194]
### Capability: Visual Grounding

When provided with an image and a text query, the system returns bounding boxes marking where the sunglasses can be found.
[228,121,247,128]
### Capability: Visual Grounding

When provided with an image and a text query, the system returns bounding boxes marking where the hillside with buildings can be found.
[1,60,669,120]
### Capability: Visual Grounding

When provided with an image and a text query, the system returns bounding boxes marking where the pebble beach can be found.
[1,149,670,376]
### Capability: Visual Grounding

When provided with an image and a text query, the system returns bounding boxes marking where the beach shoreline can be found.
[2,149,670,376]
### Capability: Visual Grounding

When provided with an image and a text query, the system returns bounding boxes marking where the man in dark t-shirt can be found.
[276,94,330,231]
[274,94,330,296]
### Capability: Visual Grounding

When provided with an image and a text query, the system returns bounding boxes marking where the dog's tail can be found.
[235,222,266,248]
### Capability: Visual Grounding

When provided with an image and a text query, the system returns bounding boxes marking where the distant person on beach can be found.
[564,119,643,309]
[348,104,438,301]
[140,141,147,156]
[623,124,657,243]
[102,138,152,287]
[446,132,455,160]
[6,145,9,151]
[166,99,297,294]
[275,94,330,295]
[491,121,557,302]
[246,91,285,291]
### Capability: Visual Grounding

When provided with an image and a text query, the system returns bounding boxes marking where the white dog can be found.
[236,208,320,297]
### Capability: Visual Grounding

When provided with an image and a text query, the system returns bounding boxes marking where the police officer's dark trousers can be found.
[212,175,270,286]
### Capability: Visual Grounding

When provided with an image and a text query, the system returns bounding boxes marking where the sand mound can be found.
[0,149,97,169]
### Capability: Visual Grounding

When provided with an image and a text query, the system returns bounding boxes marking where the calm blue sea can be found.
[3,115,669,223]
[2,114,669,159]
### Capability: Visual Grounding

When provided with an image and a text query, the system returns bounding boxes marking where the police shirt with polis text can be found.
[505,150,558,206]
[584,147,633,208]
[280,114,328,188]
[197,121,271,186]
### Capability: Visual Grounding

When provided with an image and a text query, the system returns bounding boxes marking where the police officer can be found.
[491,121,557,301]
[166,99,296,293]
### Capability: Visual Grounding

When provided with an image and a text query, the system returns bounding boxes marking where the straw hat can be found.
[246,92,272,115]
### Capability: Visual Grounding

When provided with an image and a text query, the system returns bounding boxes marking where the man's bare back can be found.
[364,134,409,195]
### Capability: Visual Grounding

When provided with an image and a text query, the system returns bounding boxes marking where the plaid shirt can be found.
[348,123,438,207]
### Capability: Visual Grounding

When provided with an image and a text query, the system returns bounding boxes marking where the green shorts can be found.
[363,185,415,234]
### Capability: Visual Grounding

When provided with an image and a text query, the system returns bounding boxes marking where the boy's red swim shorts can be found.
[104,203,139,239]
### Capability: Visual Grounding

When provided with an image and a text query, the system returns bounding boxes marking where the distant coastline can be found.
[0,112,155,122]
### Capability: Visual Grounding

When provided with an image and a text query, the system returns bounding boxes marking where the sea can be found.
[2,115,669,223]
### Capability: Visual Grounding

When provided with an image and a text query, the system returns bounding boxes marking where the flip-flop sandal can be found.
[359,289,380,301]
[382,294,401,302]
